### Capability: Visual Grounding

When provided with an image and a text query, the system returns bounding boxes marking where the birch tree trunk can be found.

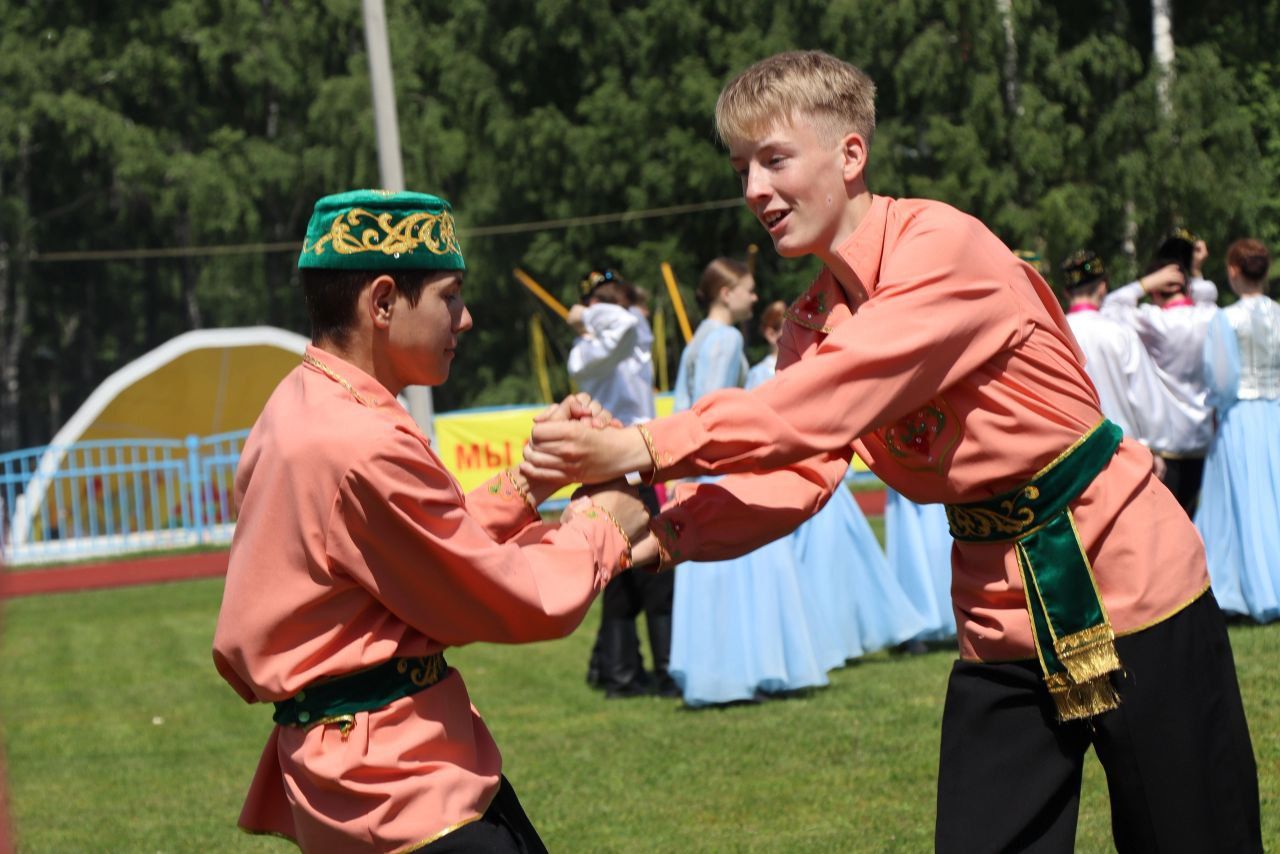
[996,0,1019,116]
[1151,0,1175,119]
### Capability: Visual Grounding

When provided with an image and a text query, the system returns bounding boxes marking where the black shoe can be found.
[605,680,653,699]
[653,675,681,698]
[896,638,929,656]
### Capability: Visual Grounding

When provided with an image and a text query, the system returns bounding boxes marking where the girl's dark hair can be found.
[1226,238,1271,283]
[300,268,432,345]
[695,257,750,311]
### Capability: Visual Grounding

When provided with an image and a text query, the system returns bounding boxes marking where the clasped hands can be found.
[523,393,660,567]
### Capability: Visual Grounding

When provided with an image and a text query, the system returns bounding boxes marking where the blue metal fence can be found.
[1,430,250,566]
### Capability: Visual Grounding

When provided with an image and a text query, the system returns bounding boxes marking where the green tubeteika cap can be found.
[297,189,465,272]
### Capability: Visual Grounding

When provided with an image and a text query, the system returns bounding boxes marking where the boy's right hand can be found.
[1140,263,1186,297]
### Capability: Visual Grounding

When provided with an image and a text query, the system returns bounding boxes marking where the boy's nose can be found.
[743,164,770,204]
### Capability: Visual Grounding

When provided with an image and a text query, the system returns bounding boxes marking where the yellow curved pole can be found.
[660,262,694,344]
[513,268,570,321]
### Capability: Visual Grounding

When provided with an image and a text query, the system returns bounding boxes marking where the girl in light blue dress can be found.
[748,302,928,664]
[1195,239,1280,622]
[884,490,957,642]
[669,261,828,705]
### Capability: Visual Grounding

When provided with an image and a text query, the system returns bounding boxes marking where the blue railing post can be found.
[185,434,205,544]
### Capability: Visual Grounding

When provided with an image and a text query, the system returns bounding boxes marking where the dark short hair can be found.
[300,268,432,345]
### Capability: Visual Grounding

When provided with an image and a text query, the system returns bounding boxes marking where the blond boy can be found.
[524,52,1261,851]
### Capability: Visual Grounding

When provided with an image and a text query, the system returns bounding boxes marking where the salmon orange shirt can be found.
[646,196,1208,663]
[213,346,629,852]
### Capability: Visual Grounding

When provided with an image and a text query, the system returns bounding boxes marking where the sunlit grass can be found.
[1,577,1275,851]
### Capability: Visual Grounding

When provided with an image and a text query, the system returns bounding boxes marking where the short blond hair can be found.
[715,51,876,147]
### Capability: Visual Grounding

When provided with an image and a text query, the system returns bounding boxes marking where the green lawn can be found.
[1,578,1276,852]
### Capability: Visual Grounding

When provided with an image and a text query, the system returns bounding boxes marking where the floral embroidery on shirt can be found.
[656,517,684,564]
[875,397,962,475]
[785,280,835,333]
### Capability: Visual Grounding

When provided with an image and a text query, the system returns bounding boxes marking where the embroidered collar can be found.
[1068,303,1100,313]
[1163,295,1194,309]
[302,345,399,411]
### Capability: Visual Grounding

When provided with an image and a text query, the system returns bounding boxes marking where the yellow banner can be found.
[433,393,870,497]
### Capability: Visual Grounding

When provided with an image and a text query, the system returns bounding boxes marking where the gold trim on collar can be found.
[302,352,377,408]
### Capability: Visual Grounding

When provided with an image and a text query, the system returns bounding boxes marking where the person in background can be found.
[568,269,675,697]
[1197,238,1280,623]
[212,190,650,853]
[1060,249,1183,476]
[1102,229,1221,514]
[668,258,830,706]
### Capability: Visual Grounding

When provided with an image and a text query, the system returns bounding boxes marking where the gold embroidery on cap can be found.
[308,209,461,258]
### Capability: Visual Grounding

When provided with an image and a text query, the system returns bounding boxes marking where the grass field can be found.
[1,576,1277,852]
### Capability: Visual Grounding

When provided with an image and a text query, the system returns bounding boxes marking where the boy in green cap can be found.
[213,189,649,852]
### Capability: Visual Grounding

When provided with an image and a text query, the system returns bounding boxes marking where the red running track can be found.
[1,550,230,598]
[0,491,886,599]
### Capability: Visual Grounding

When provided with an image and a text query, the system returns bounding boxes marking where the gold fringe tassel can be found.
[1044,672,1121,721]
[1054,623,1122,685]
[1047,624,1123,721]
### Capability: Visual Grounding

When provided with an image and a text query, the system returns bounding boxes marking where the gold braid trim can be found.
[302,352,376,408]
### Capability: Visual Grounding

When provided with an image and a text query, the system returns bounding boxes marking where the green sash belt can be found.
[273,653,449,734]
[945,420,1124,721]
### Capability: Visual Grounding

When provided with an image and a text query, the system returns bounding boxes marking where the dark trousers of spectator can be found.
[1158,454,1205,518]
[590,568,676,697]
[586,485,677,697]
[935,591,1261,854]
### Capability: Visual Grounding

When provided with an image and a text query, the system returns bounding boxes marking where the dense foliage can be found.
[2,0,1277,448]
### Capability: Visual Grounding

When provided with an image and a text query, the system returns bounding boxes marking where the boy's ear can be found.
[839,131,868,184]
[368,275,397,330]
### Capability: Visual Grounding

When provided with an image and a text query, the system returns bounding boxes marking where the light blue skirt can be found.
[789,486,928,662]
[884,489,957,641]
[670,533,828,707]
[1195,399,1280,622]
[670,484,932,707]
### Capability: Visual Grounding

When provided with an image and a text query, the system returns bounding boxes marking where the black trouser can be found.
[589,485,675,691]
[936,591,1261,854]
[1158,455,1205,518]
[419,776,546,853]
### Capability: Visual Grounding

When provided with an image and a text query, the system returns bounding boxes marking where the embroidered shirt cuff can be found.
[651,504,695,569]
[472,472,541,541]
[641,410,705,480]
